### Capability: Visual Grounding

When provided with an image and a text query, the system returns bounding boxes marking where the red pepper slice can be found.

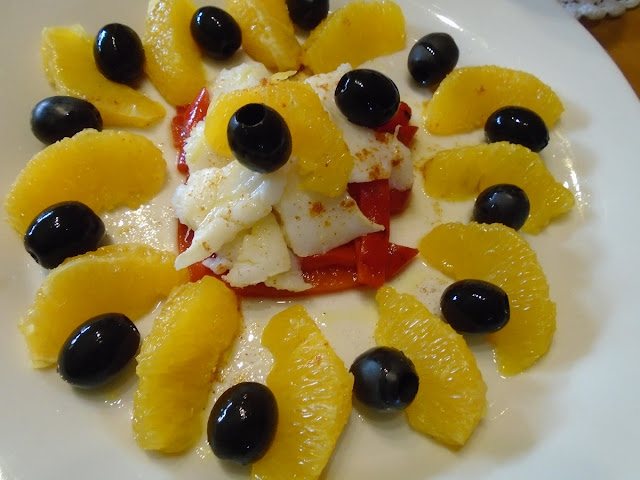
[299,242,356,270]
[389,188,412,215]
[171,87,210,175]
[375,101,412,134]
[397,124,419,147]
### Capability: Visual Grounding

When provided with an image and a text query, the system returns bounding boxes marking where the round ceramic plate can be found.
[1,0,639,479]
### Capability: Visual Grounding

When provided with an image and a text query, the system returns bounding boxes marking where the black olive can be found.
[473,184,531,230]
[349,346,419,411]
[335,69,400,128]
[58,313,140,389]
[94,23,145,84]
[191,6,242,60]
[208,382,278,464]
[286,0,329,30]
[440,279,510,334]
[24,201,105,269]
[485,106,550,152]
[227,103,292,173]
[407,32,459,87]
[30,96,102,144]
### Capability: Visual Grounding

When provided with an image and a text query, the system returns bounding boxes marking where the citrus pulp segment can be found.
[252,305,353,479]
[133,276,241,453]
[41,25,165,127]
[18,244,188,368]
[419,222,557,375]
[204,80,354,196]
[4,129,166,235]
[375,287,487,446]
[421,141,575,233]
[143,0,207,106]
[424,65,564,135]
[227,0,302,72]
[301,0,406,74]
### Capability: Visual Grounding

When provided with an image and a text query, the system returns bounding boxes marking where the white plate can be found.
[2,0,640,479]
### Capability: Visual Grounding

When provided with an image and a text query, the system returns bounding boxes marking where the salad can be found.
[0,0,583,479]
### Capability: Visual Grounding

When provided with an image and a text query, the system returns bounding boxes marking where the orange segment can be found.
[421,141,574,233]
[301,0,406,74]
[375,287,486,447]
[252,305,353,479]
[419,222,556,375]
[133,276,241,453]
[18,244,188,368]
[424,65,564,135]
[4,129,166,235]
[204,80,353,196]
[41,25,165,127]
[227,0,301,72]
[143,0,206,106]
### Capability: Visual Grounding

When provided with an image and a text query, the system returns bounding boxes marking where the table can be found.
[581,6,640,97]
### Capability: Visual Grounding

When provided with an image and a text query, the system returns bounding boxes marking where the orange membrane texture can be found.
[376,287,487,446]
[41,25,165,127]
[421,141,575,234]
[252,305,353,479]
[133,276,241,453]
[419,222,557,375]
[4,129,166,235]
[424,65,564,135]
[143,0,207,106]
[301,0,406,74]
[204,80,354,197]
[227,0,301,72]
[18,244,188,368]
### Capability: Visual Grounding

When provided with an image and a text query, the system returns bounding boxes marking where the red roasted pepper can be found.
[171,87,210,174]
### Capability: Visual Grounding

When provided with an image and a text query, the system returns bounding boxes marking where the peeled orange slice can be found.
[41,25,165,127]
[301,0,406,74]
[376,287,486,446]
[19,244,188,368]
[424,65,564,135]
[227,0,301,72]
[133,276,241,453]
[204,80,353,196]
[421,141,574,233]
[4,129,166,235]
[252,305,353,479]
[144,0,207,106]
[419,222,556,375]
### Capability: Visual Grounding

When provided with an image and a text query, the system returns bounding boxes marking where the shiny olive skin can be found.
[408,32,459,87]
[227,103,292,173]
[30,96,102,144]
[350,346,419,411]
[191,6,242,60]
[440,279,510,334]
[473,183,530,231]
[485,106,550,152]
[58,313,140,389]
[207,382,278,464]
[24,201,105,269]
[94,23,145,84]
[335,69,400,128]
[286,0,329,30]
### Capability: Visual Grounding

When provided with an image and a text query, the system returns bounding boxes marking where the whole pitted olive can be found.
[24,201,105,269]
[286,0,329,30]
[473,183,531,231]
[30,96,102,144]
[350,346,419,411]
[440,279,510,334]
[58,313,140,389]
[191,6,242,60]
[484,106,550,152]
[334,69,400,128]
[227,103,292,173]
[207,382,278,464]
[94,23,145,84]
[408,32,459,87]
